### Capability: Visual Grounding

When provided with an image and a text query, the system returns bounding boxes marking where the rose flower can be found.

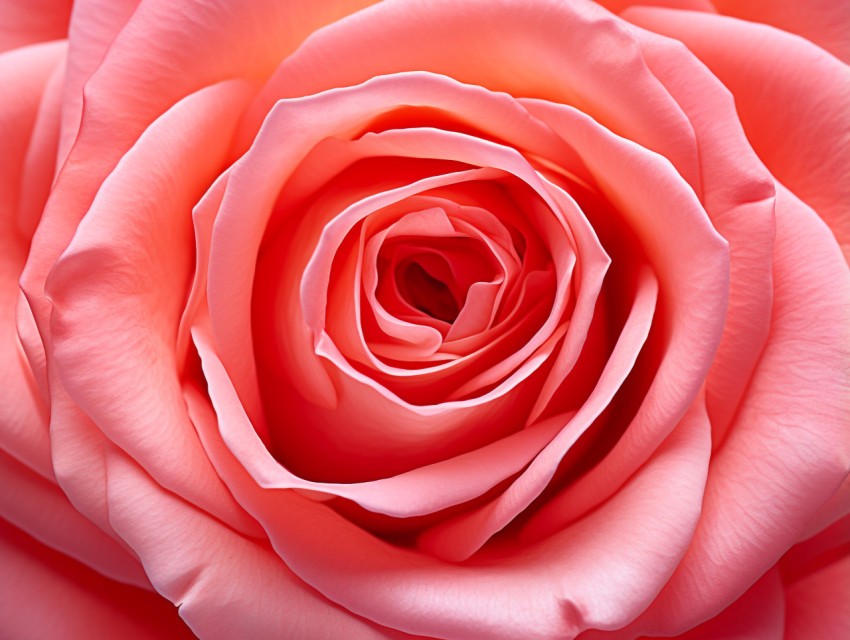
[1,0,848,638]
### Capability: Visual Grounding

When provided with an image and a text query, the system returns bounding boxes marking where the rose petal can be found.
[101,447,414,640]
[194,307,570,517]
[615,16,779,450]
[420,266,657,559]
[214,70,589,435]
[627,569,785,640]
[781,515,850,639]
[205,382,709,639]
[45,80,262,538]
[785,555,850,639]
[711,0,850,63]
[615,184,850,637]
[22,0,381,350]
[0,0,71,53]
[800,474,850,540]
[0,448,150,588]
[0,41,65,228]
[447,98,728,543]
[625,7,850,263]
[243,0,705,195]
[206,72,606,481]
[597,0,715,15]
[57,0,140,166]
[0,40,65,480]
[0,519,194,640]
[16,47,65,240]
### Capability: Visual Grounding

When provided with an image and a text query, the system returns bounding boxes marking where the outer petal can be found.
[0,449,150,589]
[624,7,850,263]
[0,37,145,591]
[784,556,850,639]
[243,0,709,196]
[0,519,194,640]
[0,0,71,53]
[596,0,715,13]
[57,0,141,166]
[126,384,424,640]
[195,381,710,640]
[615,16,777,450]
[45,81,262,539]
[711,0,850,64]
[0,41,65,481]
[22,0,383,378]
[631,570,785,640]
[616,185,850,636]
[782,516,850,639]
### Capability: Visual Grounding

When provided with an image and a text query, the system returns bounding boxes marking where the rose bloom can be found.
[1,0,848,638]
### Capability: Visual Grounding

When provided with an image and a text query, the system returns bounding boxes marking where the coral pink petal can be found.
[21,0,378,341]
[45,81,261,538]
[621,17,778,447]
[782,516,850,639]
[0,519,195,640]
[421,267,657,559]
[0,41,65,226]
[56,0,380,166]
[341,129,592,396]
[57,0,140,166]
[474,97,728,536]
[447,280,502,341]
[625,7,850,263]
[800,473,850,540]
[194,310,569,516]
[0,41,64,481]
[629,569,785,640]
[214,388,709,640]
[176,170,232,375]
[213,74,604,481]
[103,455,409,640]
[245,0,708,194]
[599,0,716,13]
[619,184,850,637]
[165,389,426,640]
[785,555,850,639]
[216,70,584,434]
[711,0,850,64]
[0,0,72,53]
[0,448,150,589]
[17,67,63,244]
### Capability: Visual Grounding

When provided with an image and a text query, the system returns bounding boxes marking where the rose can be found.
[1,1,848,639]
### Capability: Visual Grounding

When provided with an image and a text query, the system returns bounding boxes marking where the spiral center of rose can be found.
[383,236,500,326]
[400,261,459,323]
[252,136,582,480]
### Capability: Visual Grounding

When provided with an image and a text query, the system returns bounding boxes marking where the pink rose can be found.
[1,0,848,638]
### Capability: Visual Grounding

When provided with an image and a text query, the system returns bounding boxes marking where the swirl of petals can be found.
[191,71,624,503]
[18,0,846,637]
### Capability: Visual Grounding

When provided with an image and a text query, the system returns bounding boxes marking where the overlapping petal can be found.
[2,0,846,638]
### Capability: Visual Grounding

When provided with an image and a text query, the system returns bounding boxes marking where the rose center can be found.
[377,232,501,332]
[398,260,461,323]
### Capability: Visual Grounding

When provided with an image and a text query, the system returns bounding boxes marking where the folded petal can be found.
[45,80,261,538]
[617,184,850,636]
[103,429,417,640]
[625,7,850,263]
[263,395,708,639]
[0,40,65,481]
